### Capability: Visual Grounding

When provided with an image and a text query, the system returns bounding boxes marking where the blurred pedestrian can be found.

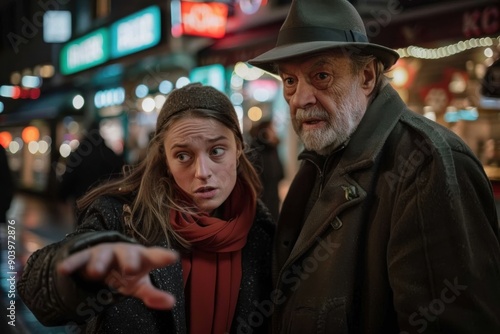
[249,0,500,332]
[250,120,284,221]
[58,120,125,205]
[18,83,275,333]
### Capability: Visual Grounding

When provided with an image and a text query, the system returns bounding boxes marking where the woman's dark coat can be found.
[274,84,500,333]
[18,196,275,333]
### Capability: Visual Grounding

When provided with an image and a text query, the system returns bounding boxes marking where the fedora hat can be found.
[248,0,399,73]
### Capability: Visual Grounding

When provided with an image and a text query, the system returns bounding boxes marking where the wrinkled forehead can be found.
[164,117,235,146]
[277,51,351,74]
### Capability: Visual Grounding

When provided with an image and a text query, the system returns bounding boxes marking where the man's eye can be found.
[283,77,294,86]
[314,72,332,89]
[317,72,329,80]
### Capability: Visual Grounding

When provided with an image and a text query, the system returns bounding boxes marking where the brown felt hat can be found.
[248,0,399,73]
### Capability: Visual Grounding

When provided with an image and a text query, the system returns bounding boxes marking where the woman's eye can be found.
[176,153,190,162]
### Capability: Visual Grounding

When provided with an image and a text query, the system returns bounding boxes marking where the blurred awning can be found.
[198,22,282,67]
[0,90,78,126]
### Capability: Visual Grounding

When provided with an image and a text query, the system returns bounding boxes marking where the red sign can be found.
[463,6,499,38]
[180,2,228,38]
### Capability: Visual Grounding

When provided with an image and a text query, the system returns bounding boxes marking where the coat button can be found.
[342,185,358,200]
[331,217,343,230]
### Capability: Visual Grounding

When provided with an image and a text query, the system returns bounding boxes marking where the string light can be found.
[396,36,499,59]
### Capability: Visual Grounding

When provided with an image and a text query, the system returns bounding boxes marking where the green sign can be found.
[189,64,226,92]
[110,6,161,59]
[60,28,110,75]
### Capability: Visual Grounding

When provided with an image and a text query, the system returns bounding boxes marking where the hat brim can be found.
[248,41,399,74]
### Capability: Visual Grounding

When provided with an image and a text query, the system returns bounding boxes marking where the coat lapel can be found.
[283,173,367,270]
[150,256,187,334]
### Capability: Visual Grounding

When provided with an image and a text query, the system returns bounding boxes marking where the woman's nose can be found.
[194,156,212,179]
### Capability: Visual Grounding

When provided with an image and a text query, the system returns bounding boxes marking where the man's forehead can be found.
[277,52,349,72]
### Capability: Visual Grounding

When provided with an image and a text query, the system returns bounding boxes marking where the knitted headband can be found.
[155,83,242,141]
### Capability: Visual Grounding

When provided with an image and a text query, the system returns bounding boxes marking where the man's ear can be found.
[361,60,377,96]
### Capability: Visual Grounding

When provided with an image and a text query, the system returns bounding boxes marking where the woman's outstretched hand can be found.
[57,242,179,310]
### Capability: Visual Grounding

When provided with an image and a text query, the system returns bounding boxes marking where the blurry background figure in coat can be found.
[58,120,125,217]
[250,120,284,221]
[0,144,14,224]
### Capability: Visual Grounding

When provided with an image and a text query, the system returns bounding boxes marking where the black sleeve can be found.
[389,150,500,333]
[17,197,137,326]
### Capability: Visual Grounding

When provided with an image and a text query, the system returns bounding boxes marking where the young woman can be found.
[18,83,275,334]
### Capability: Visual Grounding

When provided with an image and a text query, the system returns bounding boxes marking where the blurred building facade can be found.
[0,0,498,201]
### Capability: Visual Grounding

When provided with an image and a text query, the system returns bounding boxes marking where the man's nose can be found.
[291,81,316,109]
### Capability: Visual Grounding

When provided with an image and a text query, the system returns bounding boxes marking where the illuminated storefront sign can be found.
[110,6,161,58]
[174,1,228,38]
[190,64,226,91]
[60,6,162,75]
[60,28,110,75]
[94,87,126,109]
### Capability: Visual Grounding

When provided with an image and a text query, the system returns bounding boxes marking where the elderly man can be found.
[248,0,500,333]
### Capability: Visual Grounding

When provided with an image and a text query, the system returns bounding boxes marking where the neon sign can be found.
[175,2,228,38]
[111,6,161,58]
[60,28,110,75]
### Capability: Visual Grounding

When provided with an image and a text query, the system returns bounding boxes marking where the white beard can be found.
[293,84,366,155]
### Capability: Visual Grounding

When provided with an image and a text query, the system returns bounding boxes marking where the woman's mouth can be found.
[194,186,217,199]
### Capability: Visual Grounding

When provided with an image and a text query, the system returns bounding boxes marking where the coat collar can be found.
[281,84,406,270]
[338,83,406,172]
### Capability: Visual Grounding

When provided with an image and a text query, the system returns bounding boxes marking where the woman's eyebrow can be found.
[169,135,229,149]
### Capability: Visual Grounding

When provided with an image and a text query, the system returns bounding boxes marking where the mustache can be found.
[295,108,330,123]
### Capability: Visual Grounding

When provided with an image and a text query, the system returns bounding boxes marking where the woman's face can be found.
[164,117,240,214]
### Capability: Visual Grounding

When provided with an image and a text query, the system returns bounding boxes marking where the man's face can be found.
[278,53,369,155]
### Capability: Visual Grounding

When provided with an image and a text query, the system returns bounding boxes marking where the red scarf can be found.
[170,179,256,334]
